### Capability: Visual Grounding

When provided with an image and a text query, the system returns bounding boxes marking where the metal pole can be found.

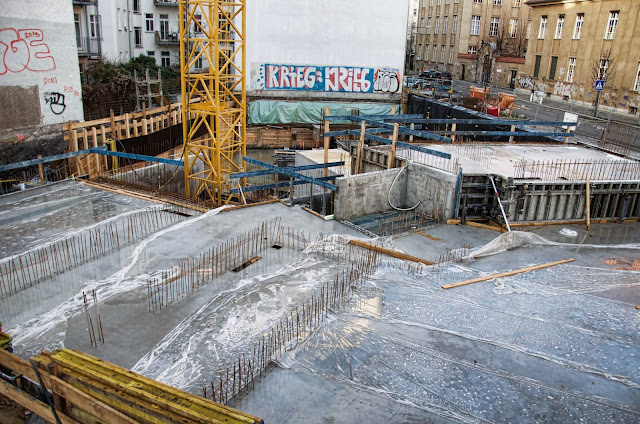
[490,176,511,232]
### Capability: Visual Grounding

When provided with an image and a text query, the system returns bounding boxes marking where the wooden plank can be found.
[0,349,50,386]
[348,239,434,266]
[442,258,575,289]
[37,155,44,185]
[0,380,80,424]
[466,221,507,232]
[49,376,138,424]
[387,123,399,170]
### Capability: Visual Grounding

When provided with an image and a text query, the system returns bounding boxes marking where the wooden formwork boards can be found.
[0,348,262,424]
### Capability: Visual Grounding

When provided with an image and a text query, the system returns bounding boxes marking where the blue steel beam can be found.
[230,175,340,194]
[355,116,452,143]
[242,156,338,191]
[392,119,576,126]
[324,114,422,122]
[89,149,184,166]
[0,146,108,172]
[364,134,451,159]
[421,131,575,137]
[323,128,393,138]
[230,161,345,179]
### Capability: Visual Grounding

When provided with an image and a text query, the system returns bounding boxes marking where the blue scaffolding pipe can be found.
[0,146,108,172]
[364,134,451,159]
[230,161,345,179]
[230,175,340,194]
[89,149,184,166]
[243,156,338,191]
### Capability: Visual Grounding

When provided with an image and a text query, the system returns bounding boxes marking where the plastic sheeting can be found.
[248,100,397,125]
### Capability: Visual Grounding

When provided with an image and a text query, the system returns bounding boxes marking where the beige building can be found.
[523,0,640,114]
[415,0,531,87]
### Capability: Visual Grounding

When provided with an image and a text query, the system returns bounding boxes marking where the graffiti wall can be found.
[0,0,83,134]
[253,64,401,94]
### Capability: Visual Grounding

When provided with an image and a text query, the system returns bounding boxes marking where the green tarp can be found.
[248,100,399,125]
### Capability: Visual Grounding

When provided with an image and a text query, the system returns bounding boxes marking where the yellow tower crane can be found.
[179,0,246,206]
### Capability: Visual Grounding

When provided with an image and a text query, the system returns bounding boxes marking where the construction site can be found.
[1,1,639,423]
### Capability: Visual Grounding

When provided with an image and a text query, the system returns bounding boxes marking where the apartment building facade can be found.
[523,0,640,114]
[73,0,181,69]
[415,0,531,86]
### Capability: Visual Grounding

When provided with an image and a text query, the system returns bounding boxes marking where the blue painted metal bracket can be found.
[0,146,108,172]
[89,149,184,166]
[364,134,451,159]
[230,175,340,194]
[243,156,338,191]
[230,161,345,179]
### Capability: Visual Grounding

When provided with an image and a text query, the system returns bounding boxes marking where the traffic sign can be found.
[594,80,605,91]
[496,65,503,73]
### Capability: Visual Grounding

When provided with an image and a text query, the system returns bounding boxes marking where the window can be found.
[473,0,482,3]
[134,27,142,47]
[425,44,429,60]
[443,16,448,34]
[471,15,480,35]
[555,15,564,39]
[146,51,155,58]
[430,0,433,6]
[533,55,542,77]
[433,45,437,61]
[435,17,440,34]
[161,51,170,67]
[449,45,455,63]
[418,44,422,59]
[427,18,432,34]
[538,16,547,39]
[74,14,82,47]
[89,15,101,39]
[195,55,203,70]
[513,0,521,6]
[422,0,426,6]
[159,14,169,40]
[549,56,558,80]
[117,8,122,31]
[421,17,425,28]
[145,14,154,32]
[566,57,576,83]
[452,15,457,34]
[634,63,640,91]
[509,19,518,38]
[490,17,500,37]
[438,0,442,5]
[133,0,140,13]
[493,0,502,5]
[573,13,584,39]
[605,11,618,39]
[193,14,202,33]
[527,20,531,39]
[598,59,610,79]
[441,45,446,62]
[468,45,478,55]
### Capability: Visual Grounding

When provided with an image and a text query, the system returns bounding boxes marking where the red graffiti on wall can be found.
[0,28,56,76]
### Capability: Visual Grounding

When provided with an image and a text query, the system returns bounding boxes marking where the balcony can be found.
[154,0,178,6]
[77,36,101,57]
[73,0,98,5]
[155,30,179,45]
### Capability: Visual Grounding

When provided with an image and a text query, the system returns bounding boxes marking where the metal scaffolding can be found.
[179,0,246,205]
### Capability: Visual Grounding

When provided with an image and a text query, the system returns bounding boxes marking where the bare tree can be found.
[591,48,617,117]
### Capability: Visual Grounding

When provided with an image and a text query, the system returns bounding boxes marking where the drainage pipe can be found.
[388,166,421,212]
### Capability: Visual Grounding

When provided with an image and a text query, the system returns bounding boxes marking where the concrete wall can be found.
[247,0,408,101]
[1,0,83,144]
[405,162,457,220]
[334,169,407,221]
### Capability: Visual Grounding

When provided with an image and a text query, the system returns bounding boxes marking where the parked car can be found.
[419,83,462,103]
[438,71,453,81]
[418,70,438,79]
[403,77,422,88]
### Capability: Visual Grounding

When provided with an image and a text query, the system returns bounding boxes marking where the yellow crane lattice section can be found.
[180,0,246,205]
